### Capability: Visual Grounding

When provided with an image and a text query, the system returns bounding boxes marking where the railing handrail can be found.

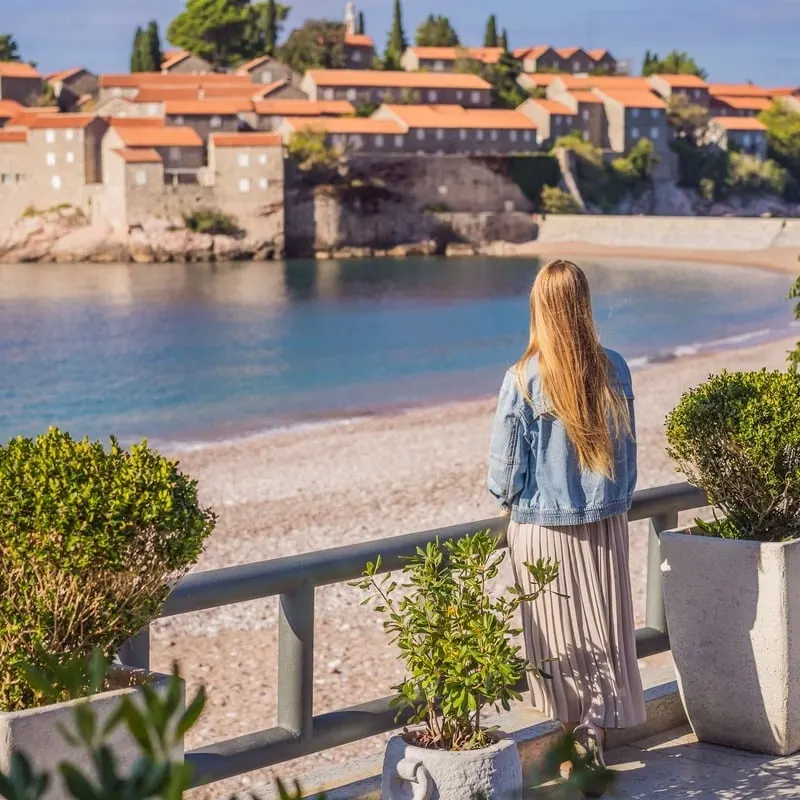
[120,480,708,788]
[162,481,706,618]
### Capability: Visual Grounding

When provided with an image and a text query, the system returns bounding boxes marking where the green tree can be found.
[146,20,164,71]
[642,49,707,79]
[243,0,290,60]
[490,47,526,108]
[759,102,800,180]
[383,0,407,69]
[667,94,710,142]
[130,26,144,72]
[415,14,459,47]
[0,33,22,62]
[279,20,346,74]
[483,14,498,47]
[262,0,278,55]
[357,11,365,35]
[789,276,800,374]
[499,28,508,52]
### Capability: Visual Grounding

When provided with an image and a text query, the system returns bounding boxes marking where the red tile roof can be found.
[555,47,583,59]
[513,45,553,61]
[707,83,769,98]
[107,117,167,127]
[27,113,98,129]
[45,67,87,83]
[161,51,192,70]
[165,99,253,115]
[713,95,772,111]
[345,33,374,48]
[587,49,610,61]
[558,75,651,91]
[254,99,355,116]
[0,61,40,78]
[525,98,575,115]
[6,108,61,126]
[113,147,163,163]
[99,72,252,88]
[567,90,602,105]
[282,116,405,134]
[711,116,767,131]
[595,88,666,109]
[406,46,503,65]
[0,129,27,143]
[649,73,708,89]
[113,125,204,147]
[383,104,537,130]
[518,73,567,87]
[305,69,491,90]
[252,80,290,99]
[0,99,23,117]
[210,132,282,147]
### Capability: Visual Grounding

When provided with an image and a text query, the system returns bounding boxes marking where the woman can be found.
[488,260,646,793]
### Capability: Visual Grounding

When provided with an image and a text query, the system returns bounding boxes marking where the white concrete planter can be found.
[381,732,522,800]
[0,668,181,800]
[661,529,800,755]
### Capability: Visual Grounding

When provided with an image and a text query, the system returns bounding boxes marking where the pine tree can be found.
[384,0,407,69]
[130,26,144,72]
[357,11,365,35]
[499,28,508,52]
[264,0,277,54]
[483,15,498,48]
[137,27,154,71]
[146,20,163,71]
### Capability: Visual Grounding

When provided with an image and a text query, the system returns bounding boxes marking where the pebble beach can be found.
[149,329,798,798]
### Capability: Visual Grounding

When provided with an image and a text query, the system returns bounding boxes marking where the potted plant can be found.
[355,530,559,800]
[663,368,800,755]
[0,428,216,794]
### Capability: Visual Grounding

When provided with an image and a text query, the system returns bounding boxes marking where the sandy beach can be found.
[148,323,799,797]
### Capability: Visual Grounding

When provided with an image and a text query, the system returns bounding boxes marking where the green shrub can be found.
[670,139,729,200]
[665,370,800,541]
[183,208,241,237]
[726,152,790,198]
[355,530,559,751]
[540,185,579,214]
[506,154,560,206]
[789,275,800,375]
[287,128,342,171]
[0,429,216,711]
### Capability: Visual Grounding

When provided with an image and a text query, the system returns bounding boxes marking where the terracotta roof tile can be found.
[345,33,374,48]
[45,67,86,83]
[518,73,566,87]
[0,61,40,78]
[713,95,772,111]
[567,90,602,105]
[252,79,289,99]
[555,47,583,59]
[254,99,355,116]
[161,51,192,70]
[305,69,491,90]
[113,147,163,163]
[513,45,553,60]
[113,125,204,147]
[6,108,61,126]
[282,116,405,135]
[383,104,536,130]
[649,73,708,89]
[99,72,253,88]
[525,98,575,115]
[0,129,27,143]
[210,132,282,147]
[595,88,666,109]
[107,117,166,127]
[165,99,253,115]
[711,116,767,131]
[587,49,610,60]
[558,75,651,91]
[238,56,271,73]
[467,47,504,65]
[406,46,503,64]
[708,83,769,98]
[27,113,98,129]
[0,99,23,117]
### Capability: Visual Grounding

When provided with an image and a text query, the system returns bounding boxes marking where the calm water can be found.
[0,258,794,447]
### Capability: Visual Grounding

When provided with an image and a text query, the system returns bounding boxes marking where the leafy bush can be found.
[726,152,790,198]
[0,429,216,711]
[540,185,579,214]
[183,208,241,237]
[670,139,729,200]
[505,154,561,206]
[789,275,800,375]
[759,102,800,183]
[287,128,343,171]
[355,530,559,751]
[665,370,800,541]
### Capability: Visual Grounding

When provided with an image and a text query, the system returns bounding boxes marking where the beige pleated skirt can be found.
[508,513,646,729]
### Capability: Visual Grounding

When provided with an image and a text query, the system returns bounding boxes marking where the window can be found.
[554,115,562,124]
[238,152,250,167]
[169,147,181,162]
[46,152,56,166]
[523,130,531,142]
[509,130,518,142]
[434,60,444,71]
[111,87,122,97]
[261,70,273,83]
[582,130,590,141]
[14,173,24,183]
[0,173,10,185]
[66,152,75,164]
[238,177,251,193]
[210,115,222,128]
[573,59,580,71]
[631,108,640,119]
[374,134,384,148]
[490,129,498,141]
[416,129,425,141]
[174,115,184,125]
[650,108,659,119]
[65,129,74,141]
[51,175,62,190]
[471,91,481,104]
[45,130,56,144]
[135,169,148,186]
[428,90,438,102]
[743,133,752,147]
[505,200,514,212]
[476,129,484,141]
[456,90,463,101]
[694,88,702,99]
[148,104,159,116]
[438,185,448,196]
[436,149,444,156]
[459,129,467,141]
[352,134,363,148]
[582,108,590,121]
[631,126,640,140]
[436,128,444,141]
[324,88,335,100]
[650,126,660,139]
[346,88,357,101]
[352,50,362,62]
[259,177,269,190]
[394,134,404,148]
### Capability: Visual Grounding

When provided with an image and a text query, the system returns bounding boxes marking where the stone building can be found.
[517,98,578,146]
[164,99,256,141]
[0,61,43,105]
[343,34,376,69]
[253,99,355,130]
[648,74,710,107]
[236,56,304,89]
[703,117,769,159]
[0,99,23,126]
[45,68,99,110]
[593,87,670,157]
[102,121,205,178]
[400,47,503,73]
[161,50,213,74]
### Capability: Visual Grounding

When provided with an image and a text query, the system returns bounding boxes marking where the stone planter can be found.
[381,732,522,800]
[0,668,181,800]
[660,530,800,755]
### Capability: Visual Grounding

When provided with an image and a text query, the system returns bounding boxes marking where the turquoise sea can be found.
[0,257,795,448]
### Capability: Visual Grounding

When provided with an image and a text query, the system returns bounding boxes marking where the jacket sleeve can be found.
[627,396,638,495]
[487,370,530,511]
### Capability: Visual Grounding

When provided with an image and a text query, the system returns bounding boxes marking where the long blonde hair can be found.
[514,259,631,478]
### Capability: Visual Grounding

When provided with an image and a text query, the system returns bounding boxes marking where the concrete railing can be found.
[119,481,707,788]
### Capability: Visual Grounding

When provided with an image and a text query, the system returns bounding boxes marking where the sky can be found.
[5,0,800,87]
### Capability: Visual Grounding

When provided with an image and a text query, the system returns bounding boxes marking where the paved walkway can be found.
[540,726,800,799]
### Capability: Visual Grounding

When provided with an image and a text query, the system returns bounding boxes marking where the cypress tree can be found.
[483,15,498,48]
[357,11,366,35]
[146,20,163,71]
[499,28,509,52]
[130,26,143,72]
[384,0,407,68]
[264,0,277,55]
[137,28,154,71]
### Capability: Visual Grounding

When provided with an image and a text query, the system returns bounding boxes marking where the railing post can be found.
[278,582,315,740]
[118,625,151,671]
[646,511,678,635]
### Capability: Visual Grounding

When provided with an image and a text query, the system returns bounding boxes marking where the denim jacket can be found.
[487,348,636,526]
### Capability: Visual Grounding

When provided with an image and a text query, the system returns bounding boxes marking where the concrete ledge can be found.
[240,664,686,800]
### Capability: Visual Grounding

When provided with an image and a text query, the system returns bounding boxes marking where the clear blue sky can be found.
[6,0,799,86]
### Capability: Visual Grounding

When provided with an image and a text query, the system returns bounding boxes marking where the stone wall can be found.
[535,215,800,251]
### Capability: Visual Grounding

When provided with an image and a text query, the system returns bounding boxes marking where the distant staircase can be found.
[554,147,587,213]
